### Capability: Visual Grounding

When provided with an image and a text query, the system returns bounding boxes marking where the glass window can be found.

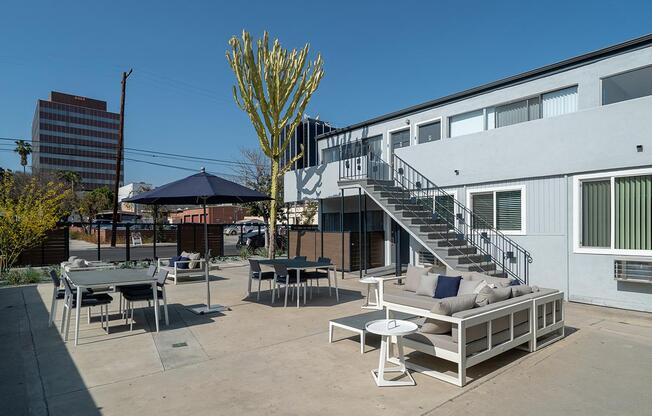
[471,193,494,229]
[321,146,339,164]
[581,180,611,248]
[542,86,578,117]
[603,66,652,105]
[495,97,540,128]
[417,121,441,144]
[362,135,382,160]
[449,109,484,137]
[496,190,522,231]
[390,129,410,151]
[615,175,651,250]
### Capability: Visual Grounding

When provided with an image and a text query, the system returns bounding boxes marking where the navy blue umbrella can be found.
[125,168,270,314]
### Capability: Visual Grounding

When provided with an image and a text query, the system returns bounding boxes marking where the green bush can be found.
[2,268,46,286]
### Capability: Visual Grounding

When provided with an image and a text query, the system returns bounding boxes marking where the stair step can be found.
[423,229,456,239]
[435,239,467,247]
[456,262,497,272]
[401,210,432,218]
[379,191,409,198]
[447,254,487,265]
[444,246,477,256]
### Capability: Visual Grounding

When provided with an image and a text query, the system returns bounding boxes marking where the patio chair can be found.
[248,259,275,301]
[61,276,113,341]
[117,265,157,318]
[272,263,307,307]
[122,270,170,331]
[304,257,338,300]
[293,256,307,261]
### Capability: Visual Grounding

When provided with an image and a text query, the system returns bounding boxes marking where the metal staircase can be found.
[338,151,532,284]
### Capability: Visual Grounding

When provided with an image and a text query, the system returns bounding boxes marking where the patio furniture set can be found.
[247,257,338,308]
[50,258,172,346]
[329,265,565,387]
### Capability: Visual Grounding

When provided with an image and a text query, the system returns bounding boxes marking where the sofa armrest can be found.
[158,258,171,268]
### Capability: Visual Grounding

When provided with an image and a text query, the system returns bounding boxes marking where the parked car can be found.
[224,221,266,235]
[236,229,285,251]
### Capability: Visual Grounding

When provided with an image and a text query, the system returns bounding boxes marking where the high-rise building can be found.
[32,91,122,190]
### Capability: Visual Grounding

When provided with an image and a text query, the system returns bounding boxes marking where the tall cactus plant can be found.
[226,30,324,258]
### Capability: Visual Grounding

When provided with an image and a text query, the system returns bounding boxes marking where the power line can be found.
[123,157,239,179]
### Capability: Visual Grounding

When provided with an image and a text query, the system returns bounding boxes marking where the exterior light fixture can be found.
[637,145,643,152]
[454,169,459,175]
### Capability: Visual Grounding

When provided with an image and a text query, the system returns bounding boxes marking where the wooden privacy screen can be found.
[177,224,224,257]
[289,230,384,271]
[15,227,69,267]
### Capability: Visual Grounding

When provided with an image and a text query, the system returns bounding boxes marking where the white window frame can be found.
[466,184,527,235]
[572,167,652,256]
[414,117,442,145]
[387,125,411,148]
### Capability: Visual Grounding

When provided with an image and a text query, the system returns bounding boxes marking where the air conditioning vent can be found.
[614,259,652,284]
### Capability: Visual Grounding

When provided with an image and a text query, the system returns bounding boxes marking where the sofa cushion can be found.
[434,275,462,299]
[404,264,426,292]
[511,284,533,298]
[168,255,181,267]
[421,294,477,334]
[177,256,190,269]
[458,278,481,295]
[473,279,489,294]
[188,252,202,269]
[416,274,438,296]
[475,286,512,307]
[383,292,440,310]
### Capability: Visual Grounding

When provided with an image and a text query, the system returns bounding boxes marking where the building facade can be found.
[32,91,122,190]
[285,34,652,312]
[280,117,335,171]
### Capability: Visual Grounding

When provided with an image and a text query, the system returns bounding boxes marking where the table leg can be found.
[74,284,82,346]
[247,266,252,296]
[333,266,339,301]
[296,269,301,308]
[152,282,159,332]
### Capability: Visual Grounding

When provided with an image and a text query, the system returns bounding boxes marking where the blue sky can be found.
[1,0,650,185]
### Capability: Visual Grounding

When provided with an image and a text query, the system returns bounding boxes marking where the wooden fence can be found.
[15,227,69,267]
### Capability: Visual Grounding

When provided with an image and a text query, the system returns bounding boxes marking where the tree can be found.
[300,201,318,225]
[226,30,324,258]
[237,148,273,224]
[0,172,71,274]
[57,170,82,194]
[78,187,113,231]
[13,140,32,174]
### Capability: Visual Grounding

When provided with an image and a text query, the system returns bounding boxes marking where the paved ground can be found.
[2,264,651,416]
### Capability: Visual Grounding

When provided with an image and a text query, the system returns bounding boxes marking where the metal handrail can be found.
[338,150,531,283]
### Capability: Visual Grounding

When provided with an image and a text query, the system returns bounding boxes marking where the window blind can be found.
[472,193,494,229]
[581,180,611,247]
[449,109,484,137]
[496,190,522,231]
[542,86,578,118]
[616,175,651,250]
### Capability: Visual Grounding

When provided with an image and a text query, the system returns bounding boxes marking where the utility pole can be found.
[110,69,133,247]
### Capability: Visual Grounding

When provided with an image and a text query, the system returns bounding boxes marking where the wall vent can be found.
[614,259,652,284]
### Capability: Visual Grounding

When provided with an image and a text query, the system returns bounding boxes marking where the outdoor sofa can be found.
[379,266,564,386]
[157,251,206,284]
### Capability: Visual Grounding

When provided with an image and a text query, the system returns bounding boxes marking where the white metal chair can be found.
[248,259,275,301]
[122,270,169,331]
[60,275,113,341]
[272,263,307,307]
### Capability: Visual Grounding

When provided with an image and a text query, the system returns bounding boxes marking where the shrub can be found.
[2,268,46,286]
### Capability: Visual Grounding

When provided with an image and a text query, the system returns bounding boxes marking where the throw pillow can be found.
[181,251,191,259]
[421,294,477,334]
[404,264,426,292]
[475,286,512,307]
[176,256,190,270]
[416,274,438,296]
[475,285,494,307]
[168,255,180,267]
[509,278,521,286]
[457,278,480,295]
[434,275,462,299]
[491,287,512,303]
[473,280,489,294]
[511,285,533,298]
[188,252,201,269]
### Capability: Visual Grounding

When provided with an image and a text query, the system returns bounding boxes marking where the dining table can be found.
[64,268,160,345]
[251,258,338,308]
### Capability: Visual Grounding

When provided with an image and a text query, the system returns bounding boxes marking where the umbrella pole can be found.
[189,199,228,314]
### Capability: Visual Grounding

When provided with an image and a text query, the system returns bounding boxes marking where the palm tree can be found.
[13,140,32,174]
[57,170,82,194]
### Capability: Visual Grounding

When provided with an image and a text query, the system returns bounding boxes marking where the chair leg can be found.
[49,290,57,328]
[105,304,110,334]
[163,287,169,325]
[284,284,289,308]
[65,300,72,342]
[130,303,134,331]
[60,296,68,334]
[257,278,262,301]
[88,307,91,324]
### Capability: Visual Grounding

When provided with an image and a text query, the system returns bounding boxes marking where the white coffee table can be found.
[359,277,380,309]
[365,319,418,387]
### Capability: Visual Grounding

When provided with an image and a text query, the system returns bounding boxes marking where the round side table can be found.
[365,319,418,387]
[359,277,380,310]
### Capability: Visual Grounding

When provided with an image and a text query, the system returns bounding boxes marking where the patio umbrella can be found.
[124,168,270,314]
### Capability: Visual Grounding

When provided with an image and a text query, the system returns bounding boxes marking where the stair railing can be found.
[339,150,532,284]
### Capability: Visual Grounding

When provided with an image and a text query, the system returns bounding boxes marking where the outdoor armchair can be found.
[248,259,275,301]
[60,275,113,342]
[122,270,170,330]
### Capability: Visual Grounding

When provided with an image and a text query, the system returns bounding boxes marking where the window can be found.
[417,120,441,144]
[362,135,382,160]
[390,129,410,151]
[603,65,652,105]
[576,171,651,253]
[542,86,578,117]
[321,146,339,164]
[469,188,524,233]
[449,109,484,137]
[495,97,540,128]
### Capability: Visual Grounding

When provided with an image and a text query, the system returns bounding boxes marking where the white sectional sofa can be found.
[379,267,564,386]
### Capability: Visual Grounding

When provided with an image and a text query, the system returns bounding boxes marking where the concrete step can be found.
[456,262,497,272]
[434,238,468,247]
[446,253,487,265]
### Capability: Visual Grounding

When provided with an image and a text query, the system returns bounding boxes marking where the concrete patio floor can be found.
[2,263,652,416]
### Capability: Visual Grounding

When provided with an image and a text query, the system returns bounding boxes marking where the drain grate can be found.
[172,342,188,348]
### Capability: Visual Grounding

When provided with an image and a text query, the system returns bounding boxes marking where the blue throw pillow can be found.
[509,279,521,286]
[168,255,180,267]
[434,275,462,299]
[177,256,190,269]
